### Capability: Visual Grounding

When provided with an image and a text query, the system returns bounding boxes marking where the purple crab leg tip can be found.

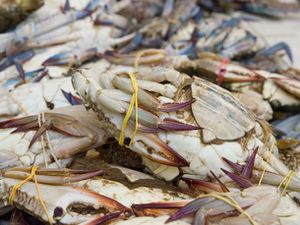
[221,168,253,189]
[260,42,293,63]
[160,100,194,112]
[222,157,243,173]
[241,147,258,178]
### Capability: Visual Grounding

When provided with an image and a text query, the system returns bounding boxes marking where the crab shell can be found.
[72,60,290,182]
[1,164,191,224]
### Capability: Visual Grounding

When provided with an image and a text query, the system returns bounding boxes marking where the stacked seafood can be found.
[0,0,300,224]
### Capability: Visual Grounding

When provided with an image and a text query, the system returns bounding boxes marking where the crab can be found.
[72,52,292,187]
[0,0,138,82]
[176,55,300,118]
[0,105,108,169]
[133,185,300,225]
[0,163,191,224]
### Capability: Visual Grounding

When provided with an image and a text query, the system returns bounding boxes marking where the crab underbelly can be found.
[158,130,250,177]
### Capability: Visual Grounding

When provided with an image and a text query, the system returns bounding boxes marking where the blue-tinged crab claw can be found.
[61,89,83,105]
[258,42,293,63]
[42,48,98,66]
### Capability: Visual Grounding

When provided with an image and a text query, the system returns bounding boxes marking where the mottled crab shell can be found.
[72,61,291,181]
[191,77,256,142]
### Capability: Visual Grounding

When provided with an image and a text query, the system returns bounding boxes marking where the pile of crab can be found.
[0,0,300,224]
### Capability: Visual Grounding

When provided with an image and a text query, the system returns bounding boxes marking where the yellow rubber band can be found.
[277,170,291,192]
[258,140,275,185]
[8,166,53,225]
[201,192,258,225]
[118,72,138,147]
[280,170,295,196]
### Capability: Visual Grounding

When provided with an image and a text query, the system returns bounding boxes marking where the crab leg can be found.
[42,48,99,67]
[112,75,193,110]
[258,42,293,63]
[4,168,103,185]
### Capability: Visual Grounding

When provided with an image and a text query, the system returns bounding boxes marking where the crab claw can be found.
[3,174,130,224]
[4,168,103,185]
[61,89,83,105]
[258,42,293,63]
[42,48,99,67]
[129,132,189,167]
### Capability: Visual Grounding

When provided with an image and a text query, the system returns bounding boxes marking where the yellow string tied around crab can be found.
[277,170,295,196]
[258,140,275,185]
[200,192,258,225]
[118,71,139,147]
[8,165,53,225]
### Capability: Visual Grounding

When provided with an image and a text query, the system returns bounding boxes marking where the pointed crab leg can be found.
[90,88,198,132]
[258,42,293,63]
[129,132,189,167]
[112,74,194,111]
[4,169,103,185]
[42,48,99,67]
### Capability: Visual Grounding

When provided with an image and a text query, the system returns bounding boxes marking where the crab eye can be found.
[53,206,64,219]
